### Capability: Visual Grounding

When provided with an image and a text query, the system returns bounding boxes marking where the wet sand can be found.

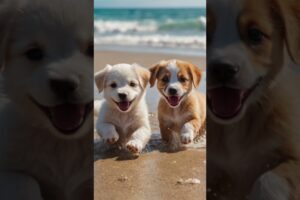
[94,149,206,200]
[94,50,206,200]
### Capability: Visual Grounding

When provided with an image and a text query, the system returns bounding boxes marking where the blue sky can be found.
[95,0,205,8]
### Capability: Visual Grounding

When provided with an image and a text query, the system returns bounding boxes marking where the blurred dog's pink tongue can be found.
[209,88,243,118]
[118,101,130,111]
[50,104,85,132]
[168,96,180,106]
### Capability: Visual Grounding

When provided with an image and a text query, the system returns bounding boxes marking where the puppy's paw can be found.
[126,140,143,153]
[103,132,119,144]
[249,171,290,200]
[181,131,194,144]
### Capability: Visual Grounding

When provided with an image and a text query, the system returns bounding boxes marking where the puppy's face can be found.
[150,60,202,108]
[95,64,150,112]
[1,0,94,139]
[207,0,300,123]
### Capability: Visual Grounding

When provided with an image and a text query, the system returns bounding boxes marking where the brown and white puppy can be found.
[207,0,300,199]
[95,63,151,154]
[150,59,206,151]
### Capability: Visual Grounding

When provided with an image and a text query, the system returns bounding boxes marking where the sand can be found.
[94,50,206,200]
[94,50,206,72]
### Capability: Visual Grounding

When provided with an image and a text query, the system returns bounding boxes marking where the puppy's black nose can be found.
[50,79,78,98]
[118,93,127,100]
[210,62,239,82]
[168,88,177,95]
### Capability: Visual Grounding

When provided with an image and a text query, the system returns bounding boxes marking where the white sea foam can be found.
[95,20,157,34]
[94,12,207,54]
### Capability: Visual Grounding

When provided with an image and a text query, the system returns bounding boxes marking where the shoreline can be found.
[95,45,206,57]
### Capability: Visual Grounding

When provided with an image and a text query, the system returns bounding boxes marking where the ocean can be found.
[94,8,206,56]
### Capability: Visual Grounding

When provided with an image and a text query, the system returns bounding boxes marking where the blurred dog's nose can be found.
[210,62,239,82]
[118,93,127,100]
[168,88,178,95]
[50,78,78,97]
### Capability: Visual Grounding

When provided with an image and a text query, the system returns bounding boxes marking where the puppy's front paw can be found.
[126,140,143,153]
[103,132,119,144]
[181,131,194,144]
[249,171,290,200]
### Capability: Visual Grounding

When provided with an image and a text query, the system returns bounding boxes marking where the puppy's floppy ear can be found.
[94,64,112,92]
[188,64,202,88]
[276,0,300,65]
[149,60,167,87]
[149,64,160,87]
[132,63,150,89]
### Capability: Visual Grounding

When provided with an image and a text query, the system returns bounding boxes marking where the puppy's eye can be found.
[162,76,169,83]
[129,82,137,87]
[110,83,117,88]
[179,77,188,83]
[247,27,265,45]
[25,47,44,61]
[86,43,94,57]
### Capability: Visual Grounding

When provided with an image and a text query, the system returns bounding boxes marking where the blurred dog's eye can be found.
[130,82,137,87]
[25,47,44,61]
[247,27,265,45]
[179,77,188,83]
[162,76,169,83]
[86,43,94,57]
[110,83,117,88]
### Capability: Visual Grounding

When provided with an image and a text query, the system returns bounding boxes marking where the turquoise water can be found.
[94,8,206,55]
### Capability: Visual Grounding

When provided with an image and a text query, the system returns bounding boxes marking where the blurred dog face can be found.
[207,0,300,123]
[150,60,201,108]
[95,63,150,112]
[1,0,93,139]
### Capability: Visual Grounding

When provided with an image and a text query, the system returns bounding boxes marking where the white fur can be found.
[95,64,151,153]
[180,122,194,144]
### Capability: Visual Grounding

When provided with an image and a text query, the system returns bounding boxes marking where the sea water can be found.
[94,8,206,56]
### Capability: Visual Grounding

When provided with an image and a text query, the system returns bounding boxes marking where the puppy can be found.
[0,0,93,199]
[95,63,151,154]
[150,59,206,151]
[207,0,300,199]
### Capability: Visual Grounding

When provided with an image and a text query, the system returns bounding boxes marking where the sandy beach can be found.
[94,50,206,72]
[94,50,206,200]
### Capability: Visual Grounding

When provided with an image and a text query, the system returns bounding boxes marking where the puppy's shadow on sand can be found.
[94,139,190,162]
[94,140,140,161]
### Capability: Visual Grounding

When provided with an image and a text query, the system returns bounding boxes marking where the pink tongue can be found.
[208,88,243,118]
[118,101,130,111]
[50,104,85,133]
[168,96,180,106]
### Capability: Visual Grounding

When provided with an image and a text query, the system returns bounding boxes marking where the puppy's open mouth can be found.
[167,95,183,107]
[208,79,261,119]
[114,100,134,112]
[31,97,93,134]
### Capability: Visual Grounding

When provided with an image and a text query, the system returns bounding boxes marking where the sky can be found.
[95,0,205,8]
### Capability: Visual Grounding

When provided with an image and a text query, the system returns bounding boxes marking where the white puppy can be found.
[95,63,151,154]
[0,0,93,199]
